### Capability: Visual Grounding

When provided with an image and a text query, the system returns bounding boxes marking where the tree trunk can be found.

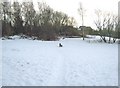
[101,36,107,43]
[113,38,116,43]
[108,36,111,43]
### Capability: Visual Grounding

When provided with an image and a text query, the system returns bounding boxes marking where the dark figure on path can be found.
[59,43,63,47]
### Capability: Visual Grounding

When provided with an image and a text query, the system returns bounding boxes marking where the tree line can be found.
[0,2,119,43]
[0,2,79,40]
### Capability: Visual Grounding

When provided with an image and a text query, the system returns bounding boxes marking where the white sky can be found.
[9,0,120,29]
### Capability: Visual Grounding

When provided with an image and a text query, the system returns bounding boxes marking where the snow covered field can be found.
[1,36,118,86]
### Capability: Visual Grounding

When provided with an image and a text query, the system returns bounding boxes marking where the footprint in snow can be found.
[27,62,30,64]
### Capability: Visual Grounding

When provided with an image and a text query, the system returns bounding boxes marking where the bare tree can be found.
[22,2,36,35]
[68,17,77,26]
[94,9,108,42]
[112,16,119,42]
[78,2,86,40]
[2,2,13,36]
[95,9,118,43]
[12,2,24,34]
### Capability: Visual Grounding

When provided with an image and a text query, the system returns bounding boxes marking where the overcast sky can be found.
[9,0,119,29]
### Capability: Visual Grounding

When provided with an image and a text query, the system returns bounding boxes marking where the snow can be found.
[1,36,118,86]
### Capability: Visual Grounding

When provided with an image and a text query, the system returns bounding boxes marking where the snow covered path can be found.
[2,38,118,86]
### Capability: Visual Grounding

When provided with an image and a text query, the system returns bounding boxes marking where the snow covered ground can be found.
[1,36,118,86]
